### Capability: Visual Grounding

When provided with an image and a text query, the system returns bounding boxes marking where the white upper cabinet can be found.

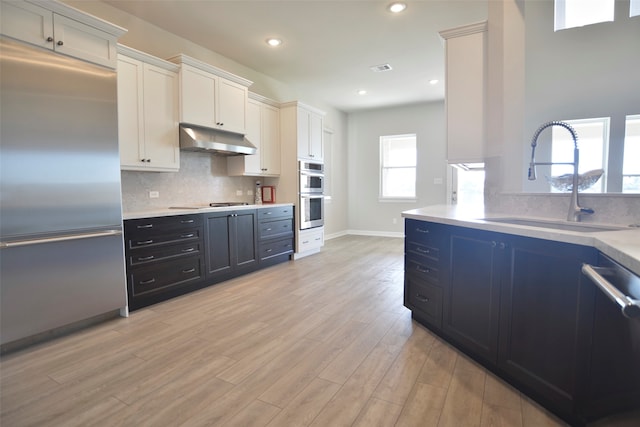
[228,94,281,177]
[118,46,179,172]
[440,21,487,164]
[283,102,325,161]
[0,0,125,68]
[168,54,252,135]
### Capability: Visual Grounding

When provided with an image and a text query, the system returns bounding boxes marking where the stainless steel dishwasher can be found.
[582,254,640,420]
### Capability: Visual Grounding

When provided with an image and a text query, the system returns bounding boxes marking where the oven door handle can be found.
[582,263,640,319]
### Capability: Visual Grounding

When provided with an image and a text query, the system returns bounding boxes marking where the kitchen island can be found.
[402,205,640,426]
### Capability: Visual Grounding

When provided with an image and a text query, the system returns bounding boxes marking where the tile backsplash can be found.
[121,151,278,212]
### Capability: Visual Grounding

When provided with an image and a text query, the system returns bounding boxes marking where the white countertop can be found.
[402,204,640,276]
[123,203,294,220]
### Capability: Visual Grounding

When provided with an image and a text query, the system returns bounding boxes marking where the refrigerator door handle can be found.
[1,230,122,249]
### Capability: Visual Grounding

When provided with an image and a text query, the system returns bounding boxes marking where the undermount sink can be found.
[480,217,627,233]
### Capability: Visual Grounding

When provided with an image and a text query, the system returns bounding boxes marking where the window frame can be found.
[379,133,417,202]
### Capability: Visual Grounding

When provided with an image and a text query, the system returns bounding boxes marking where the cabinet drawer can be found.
[259,238,294,260]
[258,205,293,220]
[129,256,202,296]
[127,241,202,266]
[406,275,443,328]
[125,215,202,237]
[406,241,439,262]
[127,228,201,249]
[405,258,440,285]
[405,219,444,247]
[259,218,293,240]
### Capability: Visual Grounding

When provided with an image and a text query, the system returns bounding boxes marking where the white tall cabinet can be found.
[167,54,252,135]
[280,101,326,258]
[117,45,180,172]
[228,93,281,177]
[439,21,487,164]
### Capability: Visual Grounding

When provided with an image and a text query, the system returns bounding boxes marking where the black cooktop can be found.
[209,202,250,207]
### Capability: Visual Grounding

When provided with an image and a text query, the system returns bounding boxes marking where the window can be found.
[551,118,609,193]
[631,0,640,17]
[555,0,614,31]
[380,134,416,200]
[623,115,640,193]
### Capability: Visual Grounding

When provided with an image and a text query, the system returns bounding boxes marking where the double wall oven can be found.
[299,161,324,229]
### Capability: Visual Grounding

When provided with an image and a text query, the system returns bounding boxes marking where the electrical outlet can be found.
[149,191,159,199]
[247,190,253,196]
[392,218,397,224]
[236,190,243,196]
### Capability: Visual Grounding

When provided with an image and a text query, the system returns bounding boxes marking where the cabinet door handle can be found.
[56,40,64,46]
[182,268,196,274]
[137,224,153,229]
[180,219,194,224]
[181,247,195,253]
[137,255,155,261]
[416,247,430,254]
[416,228,429,234]
[266,228,272,231]
[180,233,195,238]
[136,239,154,245]
[416,293,430,303]
[139,278,156,285]
[266,249,273,253]
[46,36,53,42]
[416,266,431,274]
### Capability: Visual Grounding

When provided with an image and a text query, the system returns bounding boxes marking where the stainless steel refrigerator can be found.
[0,36,127,346]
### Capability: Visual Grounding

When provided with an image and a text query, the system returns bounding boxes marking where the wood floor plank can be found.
[437,366,487,427]
[265,377,342,426]
[223,399,281,427]
[352,397,404,427]
[395,382,448,427]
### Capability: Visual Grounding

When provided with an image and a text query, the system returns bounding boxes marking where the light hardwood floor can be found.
[1,235,638,426]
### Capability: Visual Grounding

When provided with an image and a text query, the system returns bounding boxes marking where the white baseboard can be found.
[325,230,404,239]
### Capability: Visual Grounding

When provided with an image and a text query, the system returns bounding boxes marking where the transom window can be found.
[555,0,615,31]
[380,134,416,200]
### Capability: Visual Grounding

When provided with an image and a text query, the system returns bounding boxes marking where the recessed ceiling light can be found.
[429,79,439,85]
[357,89,367,96]
[388,2,407,13]
[266,38,282,47]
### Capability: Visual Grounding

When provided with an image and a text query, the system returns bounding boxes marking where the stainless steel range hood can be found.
[179,123,257,156]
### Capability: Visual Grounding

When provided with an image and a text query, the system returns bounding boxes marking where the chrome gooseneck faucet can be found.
[528,121,594,222]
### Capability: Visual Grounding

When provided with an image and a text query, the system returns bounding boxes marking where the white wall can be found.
[347,102,448,235]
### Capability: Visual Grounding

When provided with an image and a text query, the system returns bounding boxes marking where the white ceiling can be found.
[105,0,487,113]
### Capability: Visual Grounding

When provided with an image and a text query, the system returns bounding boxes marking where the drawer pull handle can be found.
[416,228,429,234]
[302,240,310,244]
[137,239,153,245]
[137,255,155,261]
[266,228,272,231]
[416,266,431,274]
[416,293,430,303]
[137,224,153,229]
[139,278,156,285]
[180,233,195,238]
[416,247,430,254]
[180,219,194,224]
[181,247,195,253]
[265,212,272,215]
[266,249,273,253]
[182,268,196,274]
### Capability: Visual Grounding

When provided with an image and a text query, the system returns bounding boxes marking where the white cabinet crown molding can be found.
[117,44,179,72]
[439,20,487,40]
[166,53,253,88]
[280,101,326,117]
[248,92,280,108]
[27,0,127,37]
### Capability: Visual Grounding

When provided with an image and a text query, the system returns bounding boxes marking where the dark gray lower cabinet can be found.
[204,209,258,280]
[404,218,636,426]
[124,206,293,310]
